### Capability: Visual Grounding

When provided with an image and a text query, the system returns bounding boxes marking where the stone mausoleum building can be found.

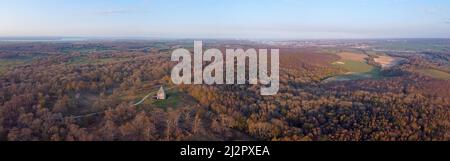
[156,86,166,100]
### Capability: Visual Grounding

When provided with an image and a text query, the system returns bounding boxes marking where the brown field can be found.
[1,41,450,141]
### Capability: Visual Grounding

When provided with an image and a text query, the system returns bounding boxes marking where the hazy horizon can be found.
[1,0,450,39]
[2,36,450,41]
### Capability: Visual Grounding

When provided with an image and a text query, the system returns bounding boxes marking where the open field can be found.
[417,69,450,80]
[323,67,382,82]
[152,88,181,109]
[326,51,383,82]
[280,48,340,69]
[333,60,375,73]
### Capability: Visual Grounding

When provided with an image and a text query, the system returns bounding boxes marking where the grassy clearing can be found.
[337,52,368,62]
[417,69,450,80]
[127,87,182,110]
[332,51,375,73]
[0,58,31,76]
[316,48,340,55]
[61,46,113,54]
[374,55,405,69]
[326,51,382,82]
[333,60,375,73]
[151,89,181,109]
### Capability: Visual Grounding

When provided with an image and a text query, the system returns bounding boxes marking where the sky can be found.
[0,0,449,39]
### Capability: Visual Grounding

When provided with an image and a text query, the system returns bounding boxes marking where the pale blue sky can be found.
[0,0,449,39]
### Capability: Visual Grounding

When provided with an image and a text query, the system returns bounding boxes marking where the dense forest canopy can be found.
[0,40,449,141]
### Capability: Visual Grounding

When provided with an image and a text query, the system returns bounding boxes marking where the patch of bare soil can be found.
[374,55,405,68]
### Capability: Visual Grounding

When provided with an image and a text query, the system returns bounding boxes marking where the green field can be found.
[417,69,450,80]
[323,68,382,82]
[131,87,182,110]
[333,60,375,73]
